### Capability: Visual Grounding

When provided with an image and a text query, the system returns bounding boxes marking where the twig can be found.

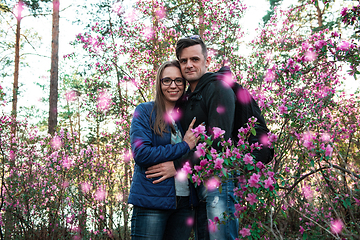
[286,200,340,239]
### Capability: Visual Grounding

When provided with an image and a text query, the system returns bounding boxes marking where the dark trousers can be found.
[131,196,195,240]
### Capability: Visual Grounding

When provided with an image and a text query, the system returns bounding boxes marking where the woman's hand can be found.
[183,117,199,149]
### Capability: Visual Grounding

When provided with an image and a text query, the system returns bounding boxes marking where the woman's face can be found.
[160,66,185,107]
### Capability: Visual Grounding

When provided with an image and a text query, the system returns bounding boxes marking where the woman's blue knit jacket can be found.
[128,101,193,210]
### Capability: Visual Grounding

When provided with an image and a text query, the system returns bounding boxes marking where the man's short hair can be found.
[175,36,208,60]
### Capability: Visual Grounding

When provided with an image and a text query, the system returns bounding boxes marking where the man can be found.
[146,36,238,240]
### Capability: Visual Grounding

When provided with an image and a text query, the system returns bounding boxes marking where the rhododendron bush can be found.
[0,0,359,239]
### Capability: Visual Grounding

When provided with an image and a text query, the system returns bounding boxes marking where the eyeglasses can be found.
[161,77,184,86]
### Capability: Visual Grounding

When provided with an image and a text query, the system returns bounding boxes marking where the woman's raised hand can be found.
[183,117,199,149]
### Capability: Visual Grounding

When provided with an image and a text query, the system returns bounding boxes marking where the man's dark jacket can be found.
[174,67,236,169]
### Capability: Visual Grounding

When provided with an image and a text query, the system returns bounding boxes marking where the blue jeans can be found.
[195,180,239,240]
[131,196,195,240]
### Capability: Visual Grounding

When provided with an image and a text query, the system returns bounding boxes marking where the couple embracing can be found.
[129,36,238,240]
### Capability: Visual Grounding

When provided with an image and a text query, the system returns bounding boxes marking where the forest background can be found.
[0,0,359,239]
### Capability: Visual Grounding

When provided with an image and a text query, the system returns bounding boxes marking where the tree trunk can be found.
[198,0,204,38]
[48,0,60,135]
[314,3,323,28]
[12,1,22,136]
[7,2,23,236]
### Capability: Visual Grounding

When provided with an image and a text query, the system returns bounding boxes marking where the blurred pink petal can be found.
[175,170,188,182]
[216,105,225,114]
[304,51,317,62]
[208,219,217,233]
[81,182,91,193]
[206,177,220,191]
[51,136,62,150]
[186,217,194,226]
[95,188,107,201]
[97,91,112,112]
[237,88,252,104]
[330,219,343,234]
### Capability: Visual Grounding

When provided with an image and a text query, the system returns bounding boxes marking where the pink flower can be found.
[325,144,333,157]
[192,175,201,186]
[302,185,313,201]
[302,42,309,51]
[192,124,206,137]
[177,161,192,182]
[340,7,348,16]
[354,197,360,206]
[246,193,258,205]
[264,69,275,83]
[194,165,202,172]
[9,151,15,160]
[338,41,350,51]
[256,161,265,169]
[239,227,251,237]
[303,131,315,141]
[214,158,224,170]
[243,153,253,165]
[200,159,208,167]
[279,104,288,114]
[267,171,275,177]
[299,226,305,234]
[303,140,315,150]
[248,173,260,188]
[315,40,327,49]
[330,219,343,234]
[264,177,274,189]
[195,142,206,158]
[269,133,278,143]
[212,127,225,139]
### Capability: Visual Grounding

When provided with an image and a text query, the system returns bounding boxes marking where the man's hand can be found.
[145,161,176,184]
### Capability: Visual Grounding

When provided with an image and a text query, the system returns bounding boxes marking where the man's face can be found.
[178,44,210,83]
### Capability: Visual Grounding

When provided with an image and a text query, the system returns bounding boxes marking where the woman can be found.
[129,60,198,240]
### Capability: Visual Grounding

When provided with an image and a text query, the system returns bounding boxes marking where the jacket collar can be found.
[186,72,214,96]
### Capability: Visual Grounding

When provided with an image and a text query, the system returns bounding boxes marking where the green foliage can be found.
[262,0,283,25]
[1,0,360,238]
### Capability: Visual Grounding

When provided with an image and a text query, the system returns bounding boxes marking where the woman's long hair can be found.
[151,60,183,136]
